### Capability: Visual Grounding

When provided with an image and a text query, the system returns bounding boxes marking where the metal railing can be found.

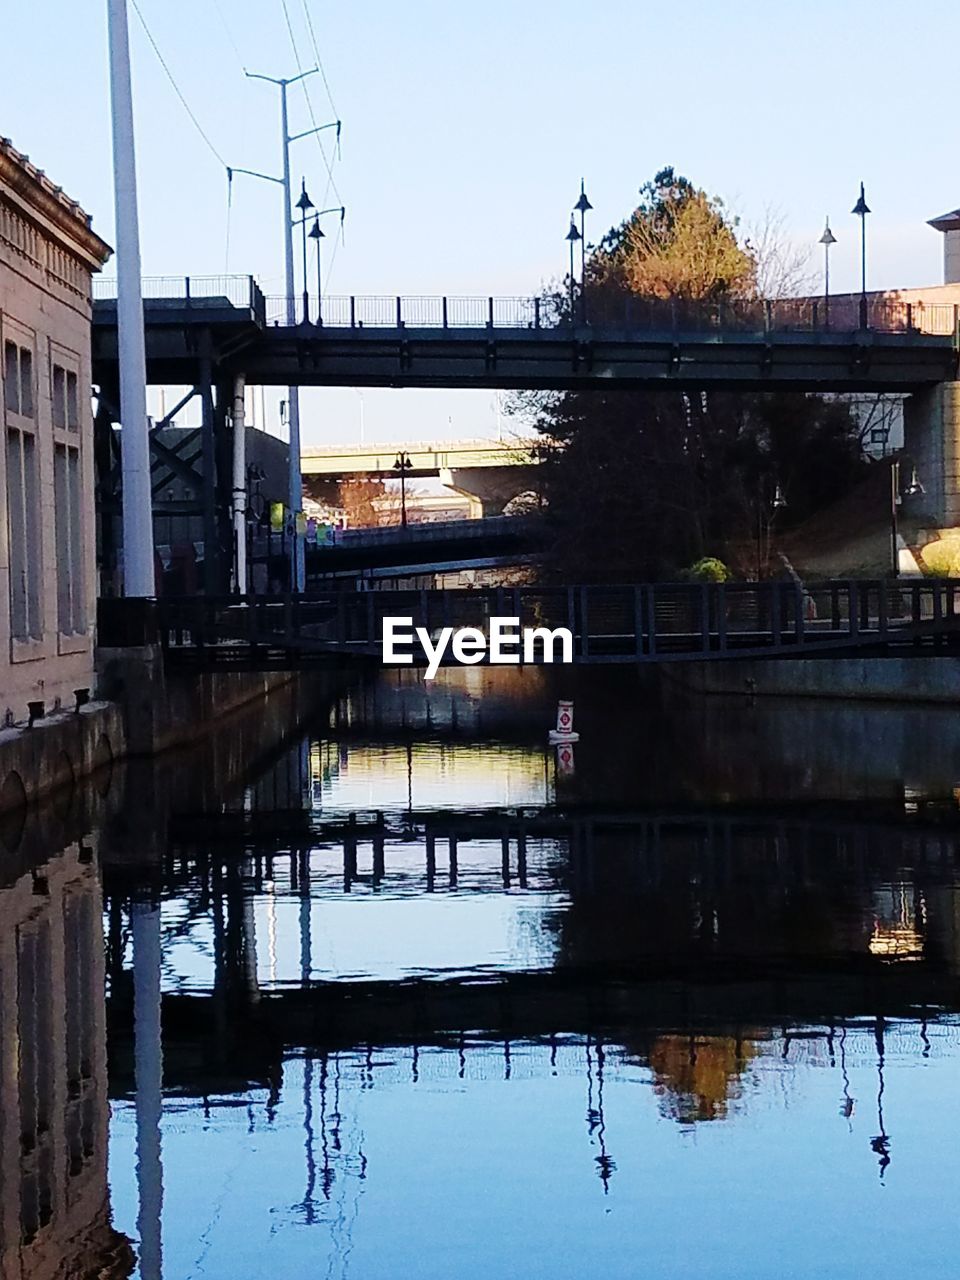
[93,276,959,339]
[261,292,960,337]
[157,578,960,668]
[93,274,266,324]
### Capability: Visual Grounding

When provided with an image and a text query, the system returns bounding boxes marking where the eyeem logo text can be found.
[382,616,573,680]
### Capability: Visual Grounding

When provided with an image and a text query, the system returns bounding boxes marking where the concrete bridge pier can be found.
[904,381,960,525]
[441,465,538,518]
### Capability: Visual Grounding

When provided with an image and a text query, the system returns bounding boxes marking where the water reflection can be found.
[12,669,960,1276]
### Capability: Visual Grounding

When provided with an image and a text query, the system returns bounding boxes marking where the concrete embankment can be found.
[666,655,960,704]
[0,649,342,816]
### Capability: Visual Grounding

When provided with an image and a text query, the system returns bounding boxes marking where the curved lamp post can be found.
[565,218,582,324]
[573,180,592,322]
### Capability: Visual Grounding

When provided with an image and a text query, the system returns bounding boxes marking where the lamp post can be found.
[852,182,871,329]
[296,180,314,324]
[566,218,582,324]
[756,479,788,580]
[819,217,837,330]
[574,180,592,322]
[890,458,924,576]
[394,451,413,528]
[308,216,324,322]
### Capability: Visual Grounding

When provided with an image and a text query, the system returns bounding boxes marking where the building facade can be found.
[0,137,110,725]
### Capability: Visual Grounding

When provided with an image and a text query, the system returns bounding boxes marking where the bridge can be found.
[90,277,960,593]
[147,578,960,670]
[92,276,959,393]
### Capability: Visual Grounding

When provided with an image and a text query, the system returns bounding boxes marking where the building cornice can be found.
[0,136,112,271]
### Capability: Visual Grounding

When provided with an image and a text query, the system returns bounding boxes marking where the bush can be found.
[919,538,960,578]
[687,556,731,583]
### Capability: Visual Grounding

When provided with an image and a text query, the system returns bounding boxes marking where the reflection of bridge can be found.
[153,578,960,670]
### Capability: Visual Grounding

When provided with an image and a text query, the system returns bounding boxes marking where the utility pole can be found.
[107,0,156,601]
[242,69,340,591]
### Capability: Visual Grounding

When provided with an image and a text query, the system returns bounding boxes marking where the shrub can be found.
[687,556,731,583]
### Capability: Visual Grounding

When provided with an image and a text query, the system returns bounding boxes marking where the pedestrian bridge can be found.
[152,578,960,670]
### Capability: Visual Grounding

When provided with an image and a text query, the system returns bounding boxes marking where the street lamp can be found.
[819,217,837,330]
[296,180,314,324]
[308,216,324,323]
[852,182,871,329]
[573,180,592,322]
[394,451,413,529]
[890,458,924,576]
[756,479,788,580]
[565,218,581,325]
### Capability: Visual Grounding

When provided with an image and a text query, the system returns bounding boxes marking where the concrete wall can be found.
[0,139,110,726]
[670,654,960,704]
[904,381,960,525]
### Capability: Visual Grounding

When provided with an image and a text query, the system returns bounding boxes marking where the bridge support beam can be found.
[904,380,960,525]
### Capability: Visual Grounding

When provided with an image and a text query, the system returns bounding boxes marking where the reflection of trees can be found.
[646,1034,762,1124]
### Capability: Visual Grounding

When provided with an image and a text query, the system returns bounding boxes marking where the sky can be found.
[2,0,958,444]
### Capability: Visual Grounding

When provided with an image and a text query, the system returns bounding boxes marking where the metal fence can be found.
[93,276,959,338]
[261,292,959,337]
[156,579,960,668]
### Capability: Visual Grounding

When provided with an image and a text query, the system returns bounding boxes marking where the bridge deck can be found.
[91,280,959,392]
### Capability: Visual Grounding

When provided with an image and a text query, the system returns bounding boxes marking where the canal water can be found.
[7,666,960,1278]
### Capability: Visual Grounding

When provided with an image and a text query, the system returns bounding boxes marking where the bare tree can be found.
[742,205,815,299]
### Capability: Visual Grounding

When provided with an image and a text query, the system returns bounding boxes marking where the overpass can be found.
[302,437,540,517]
[90,277,960,590]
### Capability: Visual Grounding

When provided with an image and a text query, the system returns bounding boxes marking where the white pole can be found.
[232,374,247,593]
[280,82,305,592]
[107,0,156,598]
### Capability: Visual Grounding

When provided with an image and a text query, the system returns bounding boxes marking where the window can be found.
[52,362,79,431]
[54,444,85,633]
[6,428,43,639]
[4,341,33,418]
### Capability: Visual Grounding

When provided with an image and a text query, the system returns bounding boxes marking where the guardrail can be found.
[93,275,266,324]
[157,578,960,668]
[262,293,960,337]
[93,277,960,338]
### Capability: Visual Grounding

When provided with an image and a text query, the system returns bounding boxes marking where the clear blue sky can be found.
[3,0,958,442]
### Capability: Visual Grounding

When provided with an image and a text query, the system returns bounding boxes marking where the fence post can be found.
[442,296,448,329]
[847,581,860,639]
[634,585,644,660]
[644,586,657,656]
[579,587,590,659]
[396,297,403,328]
[534,298,540,330]
[350,295,356,328]
[700,584,710,653]
[488,297,494,329]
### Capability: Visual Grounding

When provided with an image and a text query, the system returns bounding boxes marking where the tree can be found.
[523,168,866,582]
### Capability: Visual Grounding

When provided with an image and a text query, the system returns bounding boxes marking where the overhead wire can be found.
[130,0,228,168]
[211,0,247,73]
[301,0,339,118]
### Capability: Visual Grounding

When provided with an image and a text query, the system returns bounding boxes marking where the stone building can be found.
[0,137,110,725]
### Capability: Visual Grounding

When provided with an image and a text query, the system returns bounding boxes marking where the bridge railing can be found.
[155,578,960,666]
[93,275,266,323]
[259,292,960,336]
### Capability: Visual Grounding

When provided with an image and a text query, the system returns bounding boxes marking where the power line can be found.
[130,0,227,168]
[212,0,246,74]
[301,0,339,119]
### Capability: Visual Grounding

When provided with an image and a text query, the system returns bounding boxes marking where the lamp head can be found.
[574,179,592,214]
[566,218,582,243]
[819,218,837,246]
[308,217,325,241]
[852,183,871,217]
[296,180,314,213]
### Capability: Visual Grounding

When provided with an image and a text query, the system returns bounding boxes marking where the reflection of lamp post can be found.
[394,451,413,528]
[573,180,592,322]
[819,217,837,329]
[852,182,871,329]
[565,217,581,324]
[890,457,924,577]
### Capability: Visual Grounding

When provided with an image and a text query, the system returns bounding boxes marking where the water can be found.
[7,666,960,1278]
